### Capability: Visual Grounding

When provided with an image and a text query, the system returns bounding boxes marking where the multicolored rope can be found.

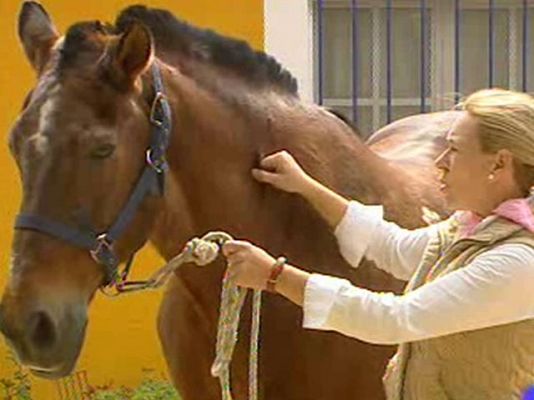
[103,231,262,400]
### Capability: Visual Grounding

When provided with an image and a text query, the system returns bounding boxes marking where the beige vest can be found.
[383,212,534,400]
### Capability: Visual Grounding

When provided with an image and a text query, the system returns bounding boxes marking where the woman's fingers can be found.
[225,259,243,281]
[260,150,298,172]
[221,240,279,290]
[259,152,284,170]
[254,151,303,189]
[222,240,251,257]
[251,168,278,184]
[226,253,244,265]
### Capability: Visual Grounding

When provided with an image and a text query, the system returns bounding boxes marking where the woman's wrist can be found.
[265,257,287,293]
[298,178,349,230]
[272,263,311,306]
[299,175,319,199]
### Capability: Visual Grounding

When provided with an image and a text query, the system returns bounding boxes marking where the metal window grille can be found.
[315,0,534,137]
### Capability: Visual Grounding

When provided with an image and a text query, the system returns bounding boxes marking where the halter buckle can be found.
[150,92,167,127]
[90,234,114,265]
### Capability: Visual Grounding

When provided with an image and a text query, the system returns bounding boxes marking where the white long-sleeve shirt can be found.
[302,201,534,344]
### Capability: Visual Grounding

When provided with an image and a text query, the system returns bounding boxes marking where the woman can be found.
[222,88,534,399]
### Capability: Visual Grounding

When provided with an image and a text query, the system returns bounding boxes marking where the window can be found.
[317,0,534,137]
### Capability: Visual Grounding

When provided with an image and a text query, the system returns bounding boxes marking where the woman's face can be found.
[434,111,497,212]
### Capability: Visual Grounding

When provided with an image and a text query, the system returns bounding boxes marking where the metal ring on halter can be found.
[90,234,113,264]
[90,234,120,286]
[146,149,165,173]
[149,92,167,127]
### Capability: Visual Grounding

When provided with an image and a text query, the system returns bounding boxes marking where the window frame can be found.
[264,0,529,132]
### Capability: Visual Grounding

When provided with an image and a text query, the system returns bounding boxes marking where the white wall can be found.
[264,0,315,102]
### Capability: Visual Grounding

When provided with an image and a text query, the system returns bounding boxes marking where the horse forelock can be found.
[58,21,116,71]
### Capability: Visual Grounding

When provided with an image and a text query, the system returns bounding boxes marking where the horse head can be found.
[0,2,166,378]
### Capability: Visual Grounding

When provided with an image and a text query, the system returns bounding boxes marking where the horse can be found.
[0,2,458,399]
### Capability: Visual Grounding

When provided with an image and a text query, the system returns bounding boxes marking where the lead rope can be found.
[102,232,261,400]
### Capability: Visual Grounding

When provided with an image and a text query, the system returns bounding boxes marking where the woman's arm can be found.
[299,176,350,230]
[253,150,440,280]
[303,243,534,344]
[223,240,534,344]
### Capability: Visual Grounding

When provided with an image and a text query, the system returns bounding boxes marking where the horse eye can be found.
[90,144,115,159]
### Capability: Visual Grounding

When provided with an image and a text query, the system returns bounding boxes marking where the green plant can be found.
[0,352,32,400]
[0,358,180,400]
[91,387,132,400]
[90,369,180,400]
[129,378,180,400]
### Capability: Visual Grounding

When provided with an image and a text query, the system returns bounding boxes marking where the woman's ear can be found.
[491,149,515,176]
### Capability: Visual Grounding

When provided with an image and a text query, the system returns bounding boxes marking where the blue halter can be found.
[14,64,172,286]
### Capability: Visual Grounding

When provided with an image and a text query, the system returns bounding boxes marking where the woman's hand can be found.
[222,240,311,305]
[222,240,277,291]
[252,150,314,195]
[252,149,349,230]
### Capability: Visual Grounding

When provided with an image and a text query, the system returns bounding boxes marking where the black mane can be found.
[114,5,298,96]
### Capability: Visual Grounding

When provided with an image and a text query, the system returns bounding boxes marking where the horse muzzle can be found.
[0,296,88,380]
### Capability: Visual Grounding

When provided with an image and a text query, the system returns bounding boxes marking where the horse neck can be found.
[147,65,264,258]
[148,64,395,262]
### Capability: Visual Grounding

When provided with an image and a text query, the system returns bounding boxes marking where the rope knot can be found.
[189,237,220,266]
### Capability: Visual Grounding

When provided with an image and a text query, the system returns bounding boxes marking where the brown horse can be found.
[0,3,458,399]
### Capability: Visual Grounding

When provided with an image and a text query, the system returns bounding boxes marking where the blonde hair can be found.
[456,88,534,195]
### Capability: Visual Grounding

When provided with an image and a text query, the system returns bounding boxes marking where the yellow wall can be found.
[0,1,263,398]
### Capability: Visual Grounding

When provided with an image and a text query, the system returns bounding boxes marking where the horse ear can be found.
[104,21,154,89]
[18,1,59,73]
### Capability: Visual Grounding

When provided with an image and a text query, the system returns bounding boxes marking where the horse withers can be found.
[0,2,456,399]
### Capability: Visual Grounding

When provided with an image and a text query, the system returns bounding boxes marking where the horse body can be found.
[368,111,458,223]
[0,3,458,400]
[151,91,397,399]
[148,62,454,398]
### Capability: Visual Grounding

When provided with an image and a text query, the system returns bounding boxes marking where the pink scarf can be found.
[457,198,534,238]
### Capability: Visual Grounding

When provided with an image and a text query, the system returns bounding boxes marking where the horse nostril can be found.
[28,311,57,351]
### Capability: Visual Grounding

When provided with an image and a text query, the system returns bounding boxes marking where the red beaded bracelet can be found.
[266,257,287,293]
